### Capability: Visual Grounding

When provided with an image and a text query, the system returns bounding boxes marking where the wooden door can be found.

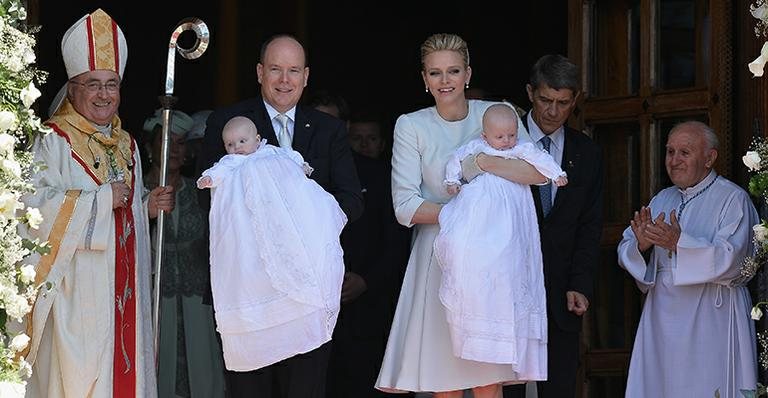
[566,0,733,396]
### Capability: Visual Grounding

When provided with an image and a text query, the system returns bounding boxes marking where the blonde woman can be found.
[376,33,545,398]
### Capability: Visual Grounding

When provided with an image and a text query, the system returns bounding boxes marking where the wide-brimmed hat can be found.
[187,110,213,140]
[143,108,194,137]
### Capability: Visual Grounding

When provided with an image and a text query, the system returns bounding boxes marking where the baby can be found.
[433,103,565,379]
[197,116,312,188]
[198,116,346,372]
[445,104,567,194]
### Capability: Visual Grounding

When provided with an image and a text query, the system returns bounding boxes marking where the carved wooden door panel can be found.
[566,1,732,396]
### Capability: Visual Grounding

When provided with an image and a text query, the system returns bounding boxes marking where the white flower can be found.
[2,158,21,177]
[755,223,768,243]
[0,282,16,302]
[18,265,35,284]
[9,333,29,352]
[753,305,764,320]
[19,82,40,108]
[17,358,31,378]
[0,132,15,154]
[750,41,768,77]
[16,6,26,21]
[752,2,768,20]
[744,150,762,171]
[6,55,23,73]
[0,191,21,220]
[6,294,30,321]
[22,48,34,65]
[25,207,42,229]
[0,111,18,133]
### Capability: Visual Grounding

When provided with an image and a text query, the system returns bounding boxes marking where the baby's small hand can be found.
[446,184,461,195]
[197,176,212,189]
[302,162,314,176]
[554,175,568,187]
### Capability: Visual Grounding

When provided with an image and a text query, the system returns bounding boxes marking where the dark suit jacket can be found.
[337,153,410,337]
[524,116,604,333]
[196,96,363,221]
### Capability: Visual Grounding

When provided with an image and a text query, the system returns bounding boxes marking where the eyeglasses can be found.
[69,80,120,93]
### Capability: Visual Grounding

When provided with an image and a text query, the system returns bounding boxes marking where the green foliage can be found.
[751,173,768,199]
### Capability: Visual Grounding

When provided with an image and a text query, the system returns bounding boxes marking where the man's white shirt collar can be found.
[264,102,297,123]
[527,112,564,150]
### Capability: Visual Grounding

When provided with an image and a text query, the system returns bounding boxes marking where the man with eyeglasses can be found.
[69,79,120,92]
[22,9,173,398]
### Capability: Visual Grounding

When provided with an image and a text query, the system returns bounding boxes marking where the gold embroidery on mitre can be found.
[46,99,134,186]
[88,9,119,73]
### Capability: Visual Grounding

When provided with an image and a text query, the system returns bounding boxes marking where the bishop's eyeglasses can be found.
[69,79,120,93]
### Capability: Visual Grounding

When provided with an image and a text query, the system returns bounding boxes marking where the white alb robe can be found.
[617,171,758,398]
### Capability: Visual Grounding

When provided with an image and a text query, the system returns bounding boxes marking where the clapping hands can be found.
[630,206,681,253]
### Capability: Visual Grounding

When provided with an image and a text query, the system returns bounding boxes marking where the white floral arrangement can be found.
[743,3,768,397]
[749,137,768,397]
[745,143,768,287]
[742,138,768,224]
[751,0,768,77]
[0,0,50,393]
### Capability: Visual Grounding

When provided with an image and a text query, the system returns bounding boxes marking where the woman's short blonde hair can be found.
[420,33,469,70]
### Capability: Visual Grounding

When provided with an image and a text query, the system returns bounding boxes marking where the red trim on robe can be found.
[113,138,137,398]
[111,20,120,75]
[48,123,102,184]
[85,16,95,72]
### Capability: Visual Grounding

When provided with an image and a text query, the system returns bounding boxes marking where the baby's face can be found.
[482,120,518,150]
[223,128,260,155]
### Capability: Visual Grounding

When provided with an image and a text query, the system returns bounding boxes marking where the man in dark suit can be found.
[323,117,412,398]
[467,55,602,398]
[518,55,603,398]
[196,34,363,398]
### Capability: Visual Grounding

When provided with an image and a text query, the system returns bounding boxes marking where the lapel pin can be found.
[305,123,310,128]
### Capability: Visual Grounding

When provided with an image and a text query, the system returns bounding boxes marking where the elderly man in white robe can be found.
[617,120,758,397]
[21,9,173,398]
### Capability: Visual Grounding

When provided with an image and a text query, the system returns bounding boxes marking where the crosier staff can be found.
[153,17,209,363]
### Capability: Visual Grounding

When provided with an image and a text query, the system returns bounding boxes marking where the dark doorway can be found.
[33,0,566,142]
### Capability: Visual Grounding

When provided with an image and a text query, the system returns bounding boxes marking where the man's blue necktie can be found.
[540,136,553,217]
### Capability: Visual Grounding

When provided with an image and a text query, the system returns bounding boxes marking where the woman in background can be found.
[143,109,226,398]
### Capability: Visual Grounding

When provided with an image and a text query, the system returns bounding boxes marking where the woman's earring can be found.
[465,82,469,89]
[425,87,429,93]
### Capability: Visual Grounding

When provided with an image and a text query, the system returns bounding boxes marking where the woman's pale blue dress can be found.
[376,100,532,393]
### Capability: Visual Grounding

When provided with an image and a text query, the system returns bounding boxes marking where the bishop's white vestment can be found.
[22,99,156,398]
